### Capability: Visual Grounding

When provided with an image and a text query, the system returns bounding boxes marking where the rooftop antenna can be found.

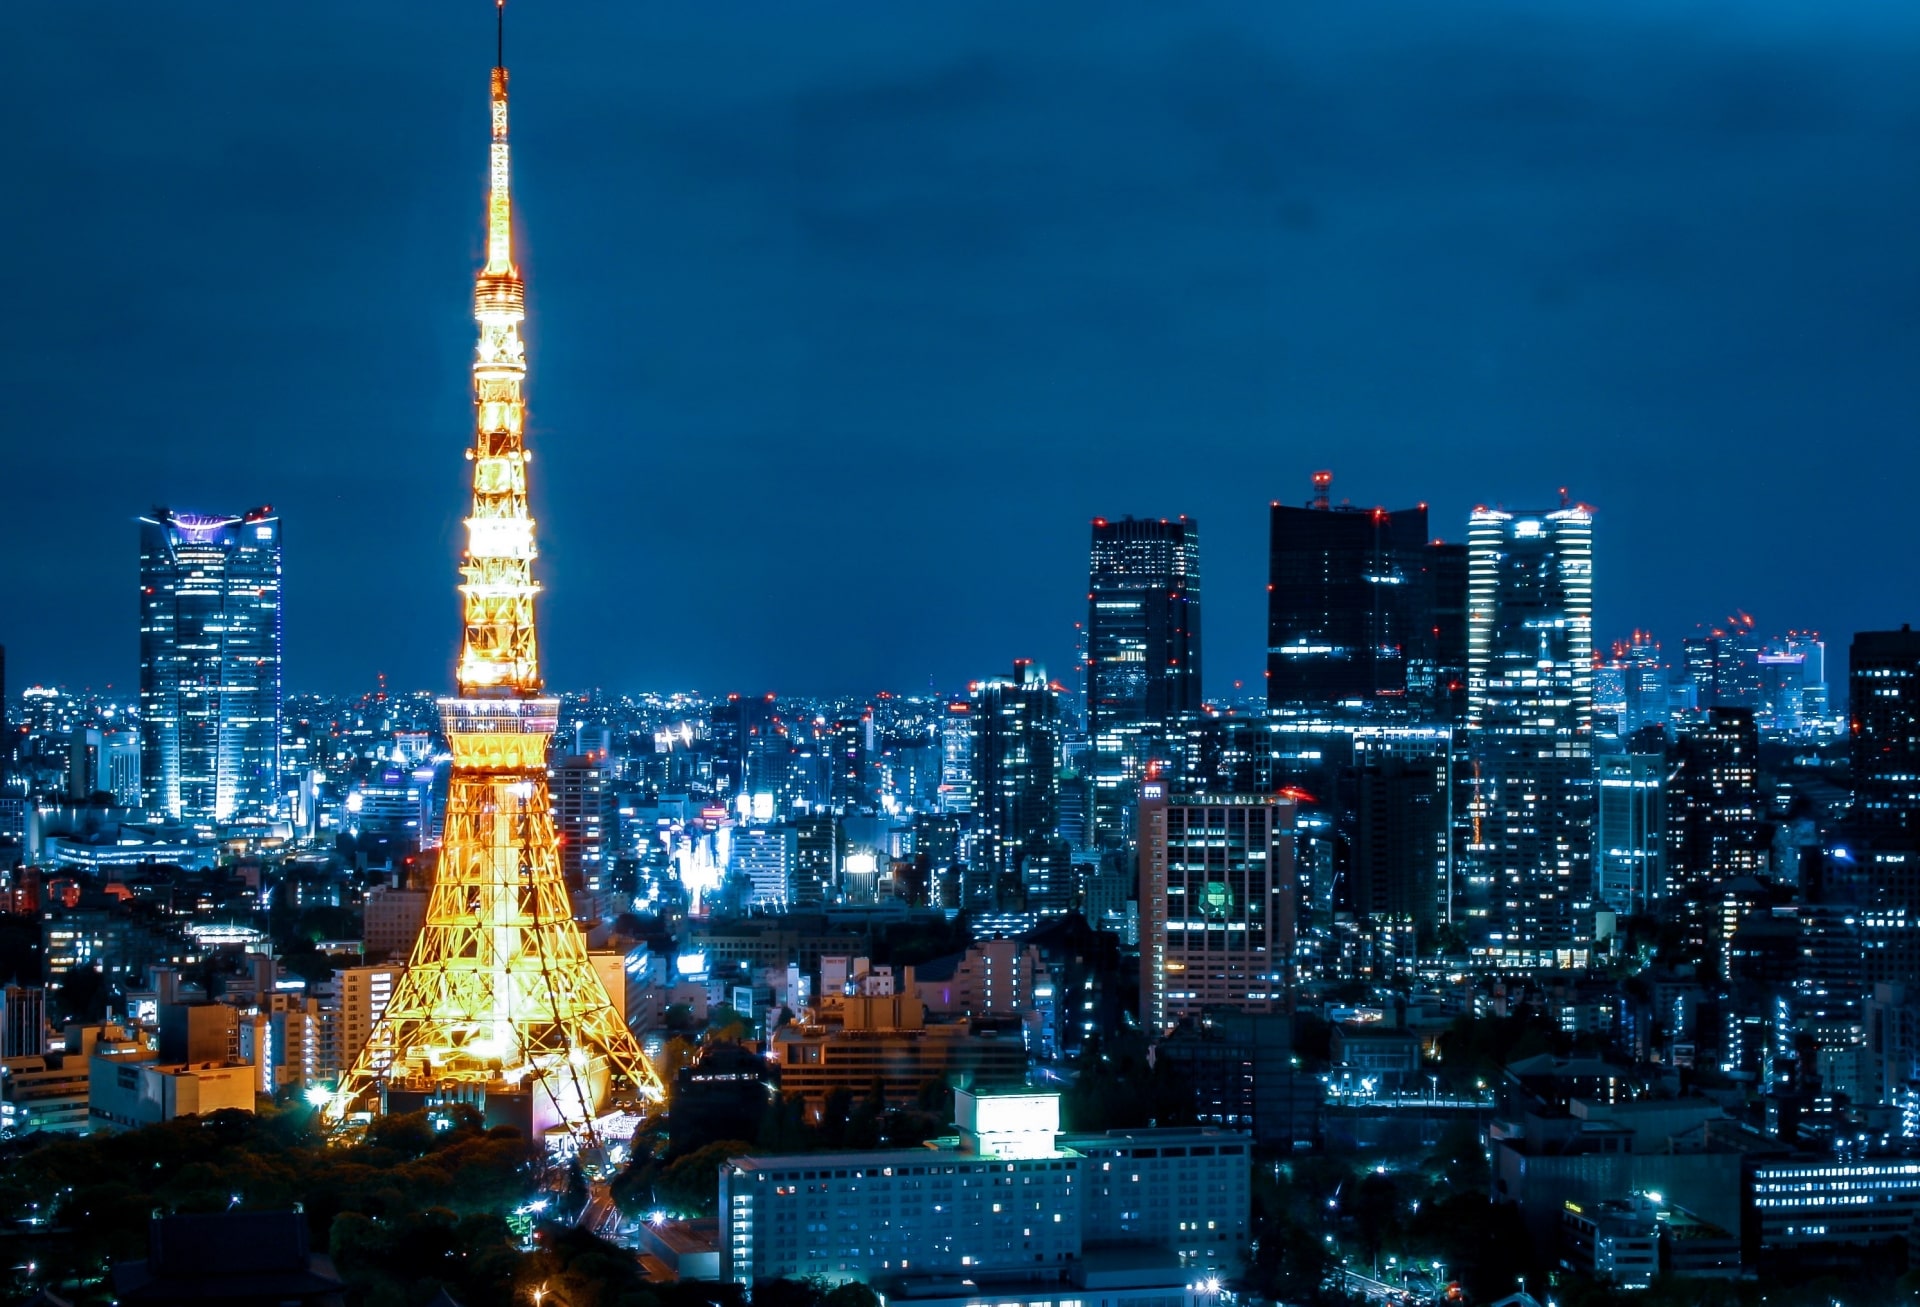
[1310,470,1332,510]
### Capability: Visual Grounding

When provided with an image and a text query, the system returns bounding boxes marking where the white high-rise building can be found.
[1463,504,1596,965]
[731,826,797,908]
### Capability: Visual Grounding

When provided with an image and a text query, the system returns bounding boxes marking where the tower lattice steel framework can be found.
[327,6,661,1150]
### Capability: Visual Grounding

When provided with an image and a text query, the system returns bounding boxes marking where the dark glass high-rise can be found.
[1085,515,1201,843]
[1266,472,1459,718]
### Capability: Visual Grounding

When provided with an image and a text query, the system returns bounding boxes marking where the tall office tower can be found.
[550,754,612,895]
[1418,540,1471,722]
[1056,769,1095,857]
[104,732,141,806]
[1269,475,1427,715]
[1851,627,1920,845]
[326,28,659,1151]
[1593,662,1628,740]
[709,693,777,798]
[1750,632,1830,738]
[937,699,975,814]
[66,727,103,800]
[137,506,283,822]
[1602,630,1669,734]
[1784,631,1830,725]
[1136,783,1296,1034]
[1683,616,1764,711]
[1267,472,1462,718]
[826,714,873,811]
[1595,751,1666,915]
[64,726,138,803]
[1086,516,1202,843]
[1351,754,1448,932]
[1463,504,1596,964]
[970,661,1062,908]
[791,813,837,907]
[912,811,966,907]
[731,826,797,908]
[0,643,9,773]
[1666,709,1766,897]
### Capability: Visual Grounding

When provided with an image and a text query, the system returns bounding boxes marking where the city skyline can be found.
[10,2,1920,696]
[9,6,1920,1302]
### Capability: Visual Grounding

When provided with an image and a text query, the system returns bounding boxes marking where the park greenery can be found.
[0,1101,814,1307]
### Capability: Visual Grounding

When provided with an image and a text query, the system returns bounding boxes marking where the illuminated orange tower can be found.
[327,3,660,1151]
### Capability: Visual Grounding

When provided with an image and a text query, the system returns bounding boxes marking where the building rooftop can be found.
[111,1212,345,1307]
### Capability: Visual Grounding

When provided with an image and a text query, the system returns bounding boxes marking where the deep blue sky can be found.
[8,1,1920,697]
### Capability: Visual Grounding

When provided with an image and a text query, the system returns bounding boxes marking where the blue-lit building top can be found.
[137,507,283,824]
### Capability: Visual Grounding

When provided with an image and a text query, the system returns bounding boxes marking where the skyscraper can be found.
[1418,539,1471,722]
[327,23,658,1150]
[550,753,613,898]
[1851,626,1920,844]
[1595,750,1666,915]
[67,727,140,804]
[970,661,1062,908]
[137,506,283,822]
[1136,783,1296,1033]
[1086,516,1202,843]
[937,698,975,815]
[1267,472,1461,718]
[1666,708,1765,897]
[1683,616,1763,712]
[709,693,779,800]
[1462,503,1596,964]
[1351,754,1449,931]
[1087,516,1202,836]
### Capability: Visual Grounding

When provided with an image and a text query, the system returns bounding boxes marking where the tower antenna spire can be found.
[497,0,504,70]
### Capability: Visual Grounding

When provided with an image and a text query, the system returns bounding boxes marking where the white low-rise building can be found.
[720,1089,1249,1286]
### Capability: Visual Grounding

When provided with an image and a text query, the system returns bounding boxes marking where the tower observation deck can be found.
[326,4,661,1158]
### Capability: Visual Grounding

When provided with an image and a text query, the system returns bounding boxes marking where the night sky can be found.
[10,1,1920,697]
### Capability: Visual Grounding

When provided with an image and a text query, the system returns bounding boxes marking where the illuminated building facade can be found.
[1086,516,1202,843]
[1463,504,1595,964]
[1595,750,1666,915]
[137,506,282,822]
[720,1089,1250,1286]
[936,699,974,815]
[326,24,659,1151]
[551,753,612,896]
[732,825,797,908]
[1666,709,1765,897]
[1136,784,1296,1033]
[67,726,141,805]
[1747,1157,1920,1258]
[1851,626,1920,843]
[708,693,774,798]
[1597,630,1669,736]
[970,662,1062,908]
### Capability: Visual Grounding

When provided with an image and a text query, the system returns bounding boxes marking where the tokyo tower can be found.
[326,3,661,1151]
